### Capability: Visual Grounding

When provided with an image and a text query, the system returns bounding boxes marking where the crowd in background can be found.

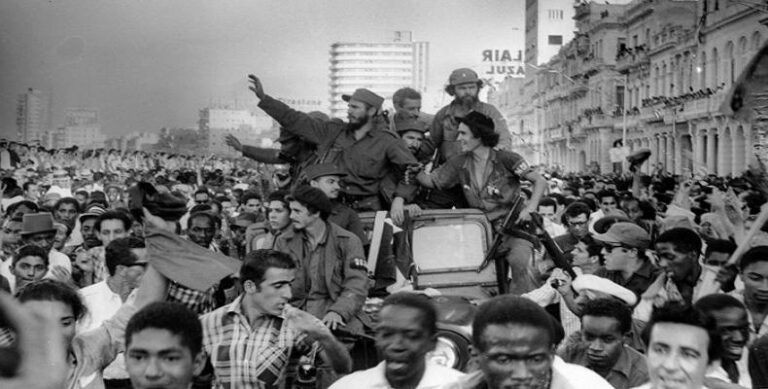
[0,67,767,389]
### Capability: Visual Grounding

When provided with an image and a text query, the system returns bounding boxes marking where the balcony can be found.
[569,81,589,97]
[549,127,565,141]
[615,48,649,74]
[573,56,604,77]
[579,112,615,129]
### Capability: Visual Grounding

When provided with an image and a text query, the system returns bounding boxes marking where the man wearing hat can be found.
[394,116,467,210]
[394,116,429,157]
[247,75,418,221]
[429,67,510,163]
[593,222,660,299]
[305,163,366,244]
[19,212,72,282]
[226,211,258,260]
[67,203,106,264]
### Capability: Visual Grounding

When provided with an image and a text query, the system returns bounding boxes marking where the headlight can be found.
[426,336,459,368]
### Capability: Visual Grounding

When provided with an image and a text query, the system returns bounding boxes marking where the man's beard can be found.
[457,94,478,109]
[346,114,369,131]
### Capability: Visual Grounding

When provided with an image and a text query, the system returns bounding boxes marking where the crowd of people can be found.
[0,66,767,389]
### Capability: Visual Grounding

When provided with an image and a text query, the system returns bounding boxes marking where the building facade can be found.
[50,108,105,149]
[328,31,429,119]
[198,107,273,156]
[497,0,767,176]
[16,88,51,144]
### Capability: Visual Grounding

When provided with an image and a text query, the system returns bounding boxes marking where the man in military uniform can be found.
[247,75,418,225]
[304,163,367,244]
[430,68,511,163]
[273,186,369,367]
[393,116,466,210]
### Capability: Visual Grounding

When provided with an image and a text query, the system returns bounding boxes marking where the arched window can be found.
[712,47,719,88]
[654,65,660,95]
[752,31,762,52]
[726,41,735,85]
[738,36,748,76]
[661,62,667,96]
[699,51,707,89]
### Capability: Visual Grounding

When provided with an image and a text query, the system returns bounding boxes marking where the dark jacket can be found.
[258,95,418,203]
[274,222,369,323]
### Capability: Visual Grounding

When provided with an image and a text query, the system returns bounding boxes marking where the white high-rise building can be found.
[329,31,429,119]
[16,88,51,144]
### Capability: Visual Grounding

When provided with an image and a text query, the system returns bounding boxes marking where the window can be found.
[726,41,735,85]
[712,47,719,87]
[547,9,564,19]
[412,221,485,271]
[548,35,563,45]
[616,85,625,109]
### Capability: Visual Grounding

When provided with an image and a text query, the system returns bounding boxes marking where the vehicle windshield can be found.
[412,221,485,271]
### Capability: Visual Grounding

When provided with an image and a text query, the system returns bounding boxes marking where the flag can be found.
[145,227,240,291]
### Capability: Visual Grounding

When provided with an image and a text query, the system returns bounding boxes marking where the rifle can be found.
[477,195,526,273]
[529,213,577,279]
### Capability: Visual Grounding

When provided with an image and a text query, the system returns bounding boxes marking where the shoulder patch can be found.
[350,257,368,271]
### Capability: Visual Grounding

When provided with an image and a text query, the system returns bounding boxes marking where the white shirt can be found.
[706,360,751,389]
[588,209,604,234]
[631,384,710,389]
[79,281,123,332]
[79,280,133,379]
[0,258,12,292]
[443,356,613,389]
[544,221,567,238]
[330,361,464,389]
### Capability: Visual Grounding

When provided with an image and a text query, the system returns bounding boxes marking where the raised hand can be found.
[224,135,243,152]
[247,75,265,99]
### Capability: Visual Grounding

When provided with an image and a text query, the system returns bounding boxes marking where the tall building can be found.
[16,88,51,144]
[328,31,429,118]
[525,0,577,66]
[198,106,273,156]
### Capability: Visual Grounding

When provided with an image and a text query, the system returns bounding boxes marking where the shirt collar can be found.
[226,295,287,322]
[301,222,330,247]
[610,346,633,379]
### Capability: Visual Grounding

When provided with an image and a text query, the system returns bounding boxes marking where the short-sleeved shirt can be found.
[330,361,464,389]
[200,296,315,389]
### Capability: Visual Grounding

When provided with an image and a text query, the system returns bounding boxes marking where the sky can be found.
[0,0,524,139]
